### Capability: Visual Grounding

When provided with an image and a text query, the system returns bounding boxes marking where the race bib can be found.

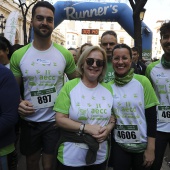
[157,106,170,122]
[31,87,56,109]
[115,125,140,143]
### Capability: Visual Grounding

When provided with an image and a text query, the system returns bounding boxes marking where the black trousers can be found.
[151,131,170,170]
[113,142,151,170]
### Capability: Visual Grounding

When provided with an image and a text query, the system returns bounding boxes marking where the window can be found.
[110,24,114,29]
[119,37,124,44]
[87,36,92,43]
[72,35,74,40]
[89,23,92,28]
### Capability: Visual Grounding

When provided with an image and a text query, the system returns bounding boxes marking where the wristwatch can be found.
[78,123,85,136]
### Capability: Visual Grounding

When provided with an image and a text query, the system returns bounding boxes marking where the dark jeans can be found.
[151,131,170,170]
[113,142,151,170]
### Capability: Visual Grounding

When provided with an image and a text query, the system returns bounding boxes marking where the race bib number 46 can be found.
[115,125,140,143]
[158,106,170,122]
[31,87,56,109]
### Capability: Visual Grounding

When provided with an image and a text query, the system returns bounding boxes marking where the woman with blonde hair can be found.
[54,46,115,170]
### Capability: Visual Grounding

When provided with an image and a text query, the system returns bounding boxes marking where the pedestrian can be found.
[68,47,78,64]
[131,47,146,75]
[10,1,76,170]
[0,36,14,68]
[146,21,170,170]
[109,43,159,170]
[54,46,115,170]
[77,43,93,62]
[0,64,20,170]
[100,30,118,83]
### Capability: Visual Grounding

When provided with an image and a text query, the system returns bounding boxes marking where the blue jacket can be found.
[0,64,20,148]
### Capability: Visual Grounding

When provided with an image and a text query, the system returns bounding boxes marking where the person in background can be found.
[109,43,159,170]
[79,42,93,54]
[68,47,78,64]
[146,21,170,170]
[131,47,146,75]
[0,36,14,68]
[12,44,24,52]
[0,65,20,170]
[10,1,76,170]
[100,30,118,83]
[54,46,115,170]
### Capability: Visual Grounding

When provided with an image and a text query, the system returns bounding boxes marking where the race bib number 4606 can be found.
[31,87,56,109]
[115,125,140,143]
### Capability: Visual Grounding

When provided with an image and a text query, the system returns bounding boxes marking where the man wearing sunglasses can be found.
[100,30,118,83]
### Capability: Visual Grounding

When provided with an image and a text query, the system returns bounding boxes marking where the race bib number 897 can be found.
[31,87,56,109]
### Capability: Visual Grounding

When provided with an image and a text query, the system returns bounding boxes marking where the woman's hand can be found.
[143,148,155,167]
[143,137,155,167]
[18,100,35,116]
[92,126,110,143]
[84,124,102,136]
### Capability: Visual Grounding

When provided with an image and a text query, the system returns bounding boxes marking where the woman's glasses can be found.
[86,58,105,67]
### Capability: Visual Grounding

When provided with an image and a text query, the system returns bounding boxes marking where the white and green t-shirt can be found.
[10,42,76,122]
[104,61,114,83]
[53,78,113,166]
[109,74,159,147]
[146,60,170,132]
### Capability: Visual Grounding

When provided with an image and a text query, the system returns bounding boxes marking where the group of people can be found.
[1,1,170,170]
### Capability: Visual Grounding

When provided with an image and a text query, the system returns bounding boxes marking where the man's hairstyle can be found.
[112,43,132,59]
[68,47,77,52]
[101,30,117,40]
[79,43,93,55]
[77,46,107,83]
[160,21,170,38]
[131,47,139,53]
[32,1,55,17]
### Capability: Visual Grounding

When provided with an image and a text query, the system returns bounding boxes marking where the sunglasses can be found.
[101,42,116,46]
[86,58,105,67]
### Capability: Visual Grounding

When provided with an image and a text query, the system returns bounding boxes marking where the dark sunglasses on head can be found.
[86,58,105,67]
[101,42,115,46]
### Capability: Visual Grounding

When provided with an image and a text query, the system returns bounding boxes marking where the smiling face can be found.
[31,7,54,38]
[112,48,132,77]
[160,31,170,60]
[82,50,104,83]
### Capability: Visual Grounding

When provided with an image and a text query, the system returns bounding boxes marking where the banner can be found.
[4,11,19,45]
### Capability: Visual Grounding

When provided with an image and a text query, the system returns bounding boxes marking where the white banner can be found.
[4,11,19,45]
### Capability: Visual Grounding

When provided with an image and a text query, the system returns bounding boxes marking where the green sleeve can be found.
[10,44,31,77]
[53,43,76,75]
[134,75,159,109]
[53,78,80,114]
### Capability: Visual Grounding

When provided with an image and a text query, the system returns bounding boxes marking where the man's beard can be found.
[33,26,52,38]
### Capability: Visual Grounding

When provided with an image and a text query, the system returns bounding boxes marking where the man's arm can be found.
[67,70,77,80]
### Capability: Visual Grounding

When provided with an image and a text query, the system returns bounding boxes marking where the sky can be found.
[144,0,170,29]
[51,0,170,29]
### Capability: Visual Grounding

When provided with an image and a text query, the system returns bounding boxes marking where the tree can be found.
[17,0,38,45]
[129,0,148,59]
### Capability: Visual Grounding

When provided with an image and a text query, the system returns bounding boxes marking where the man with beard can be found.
[10,1,76,170]
[146,21,170,170]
